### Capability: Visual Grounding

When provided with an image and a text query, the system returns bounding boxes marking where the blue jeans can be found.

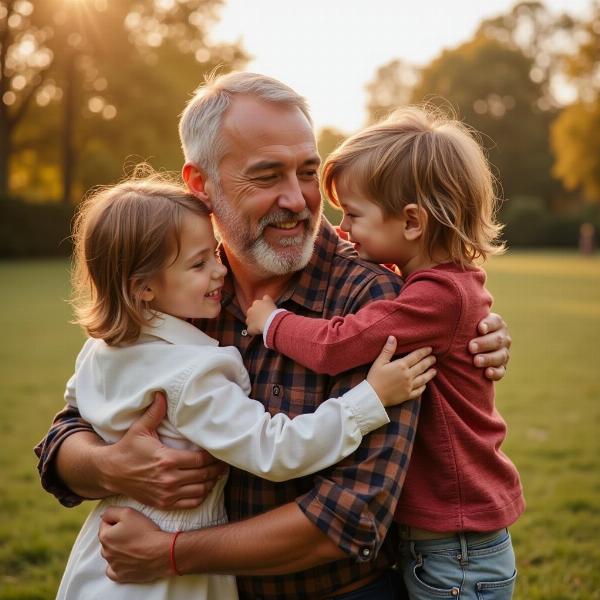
[330,569,405,599]
[399,529,516,599]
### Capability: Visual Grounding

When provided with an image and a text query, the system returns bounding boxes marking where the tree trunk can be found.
[61,49,77,205]
[0,117,10,197]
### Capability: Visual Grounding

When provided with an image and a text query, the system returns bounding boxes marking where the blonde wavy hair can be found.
[323,106,505,267]
[71,169,211,346]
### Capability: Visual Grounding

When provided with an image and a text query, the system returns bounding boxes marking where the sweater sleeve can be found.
[266,272,463,376]
[169,348,389,482]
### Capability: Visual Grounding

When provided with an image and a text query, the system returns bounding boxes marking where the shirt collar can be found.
[141,312,219,347]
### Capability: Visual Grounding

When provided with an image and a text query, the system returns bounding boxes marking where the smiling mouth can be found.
[205,288,221,298]
[269,220,303,230]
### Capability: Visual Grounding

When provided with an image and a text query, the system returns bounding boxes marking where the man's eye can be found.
[301,170,318,178]
[255,174,277,182]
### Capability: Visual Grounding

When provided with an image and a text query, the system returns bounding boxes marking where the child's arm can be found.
[169,341,434,483]
[249,272,466,376]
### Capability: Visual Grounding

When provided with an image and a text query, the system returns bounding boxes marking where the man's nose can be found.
[277,178,306,213]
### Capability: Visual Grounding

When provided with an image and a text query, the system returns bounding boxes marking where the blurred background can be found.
[1,0,600,250]
[0,1,599,599]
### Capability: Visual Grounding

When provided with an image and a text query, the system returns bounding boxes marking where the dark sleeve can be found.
[33,404,96,507]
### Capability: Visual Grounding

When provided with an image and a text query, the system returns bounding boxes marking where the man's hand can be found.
[99,507,171,583]
[367,337,436,406]
[246,295,278,335]
[469,313,511,381]
[100,393,227,509]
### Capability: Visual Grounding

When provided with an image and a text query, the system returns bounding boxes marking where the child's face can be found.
[337,181,411,266]
[145,214,228,320]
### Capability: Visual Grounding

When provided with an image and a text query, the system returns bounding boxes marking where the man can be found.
[36,72,511,599]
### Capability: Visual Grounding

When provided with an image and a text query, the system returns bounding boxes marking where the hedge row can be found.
[1,196,598,258]
[0,197,74,258]
[501,197,600,249]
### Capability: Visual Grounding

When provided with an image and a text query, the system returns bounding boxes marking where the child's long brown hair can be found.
[323,106,505,267]
[71,170,210,346]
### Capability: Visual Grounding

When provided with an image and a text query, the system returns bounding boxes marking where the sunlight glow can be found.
[14,1,33,17]
[156,0,176,10]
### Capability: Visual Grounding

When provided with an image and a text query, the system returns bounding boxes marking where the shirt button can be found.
[451,587,460,597]
[273,385,280,396]
[241,329,248,336]
[360,547,370,558]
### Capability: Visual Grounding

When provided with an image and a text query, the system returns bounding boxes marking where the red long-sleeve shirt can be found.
[266,262,525,532]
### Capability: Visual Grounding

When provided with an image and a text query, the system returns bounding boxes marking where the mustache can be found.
[257,208,313,232]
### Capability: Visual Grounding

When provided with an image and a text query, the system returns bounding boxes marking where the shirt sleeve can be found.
[267,272,463,376]
[293,271,421,561]
[33,339,99,507]
[169,348,389,482]
[33,402,95,507]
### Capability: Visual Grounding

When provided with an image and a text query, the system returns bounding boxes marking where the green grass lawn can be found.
[0,253,599,599]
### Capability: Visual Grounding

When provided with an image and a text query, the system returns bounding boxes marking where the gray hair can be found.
[178,72,313,180]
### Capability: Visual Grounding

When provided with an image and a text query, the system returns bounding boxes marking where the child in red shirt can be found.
[246,107,524,600]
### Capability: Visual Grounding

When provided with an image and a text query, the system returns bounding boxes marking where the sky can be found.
[210,0,592,133]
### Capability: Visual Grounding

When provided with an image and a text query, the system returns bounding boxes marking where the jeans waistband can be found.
[398,526,506,542]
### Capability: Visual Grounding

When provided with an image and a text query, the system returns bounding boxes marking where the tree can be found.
[317,126,347,224]
[0,0,246,202]
[317,126,346,162]
[477,1,576,109]
[551,103,600,201]
[410,33,558,206]
[365,59,419,124]
[551,3,600,201]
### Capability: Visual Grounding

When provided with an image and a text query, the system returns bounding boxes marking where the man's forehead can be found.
[221,96,316,148]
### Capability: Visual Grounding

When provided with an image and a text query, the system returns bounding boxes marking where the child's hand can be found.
[367,337,437,407]
[246,295,278,335]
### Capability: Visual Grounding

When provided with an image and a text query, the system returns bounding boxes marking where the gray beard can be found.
[211,188,320,276]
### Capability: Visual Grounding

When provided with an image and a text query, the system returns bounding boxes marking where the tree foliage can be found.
[0,0,247,202]
[477,1,576,108]
[363,2,600,211]
[365,59,419,124]
[411,34,557,206]
[551,2,600,202]
[317,126,347,224]
[317,126,346,163]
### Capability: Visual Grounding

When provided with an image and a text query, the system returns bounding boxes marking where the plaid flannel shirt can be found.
[35,220,419,599]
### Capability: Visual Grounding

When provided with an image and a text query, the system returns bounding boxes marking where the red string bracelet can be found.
[170,531,183,576]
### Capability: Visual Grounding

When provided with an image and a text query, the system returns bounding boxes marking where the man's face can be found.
[209,96,322,276]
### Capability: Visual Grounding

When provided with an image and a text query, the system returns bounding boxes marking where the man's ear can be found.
[182,162,213,212]
[403,203,428,241]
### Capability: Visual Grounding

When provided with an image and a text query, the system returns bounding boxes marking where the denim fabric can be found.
[331,569,405,600]
[399,529,516,599]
